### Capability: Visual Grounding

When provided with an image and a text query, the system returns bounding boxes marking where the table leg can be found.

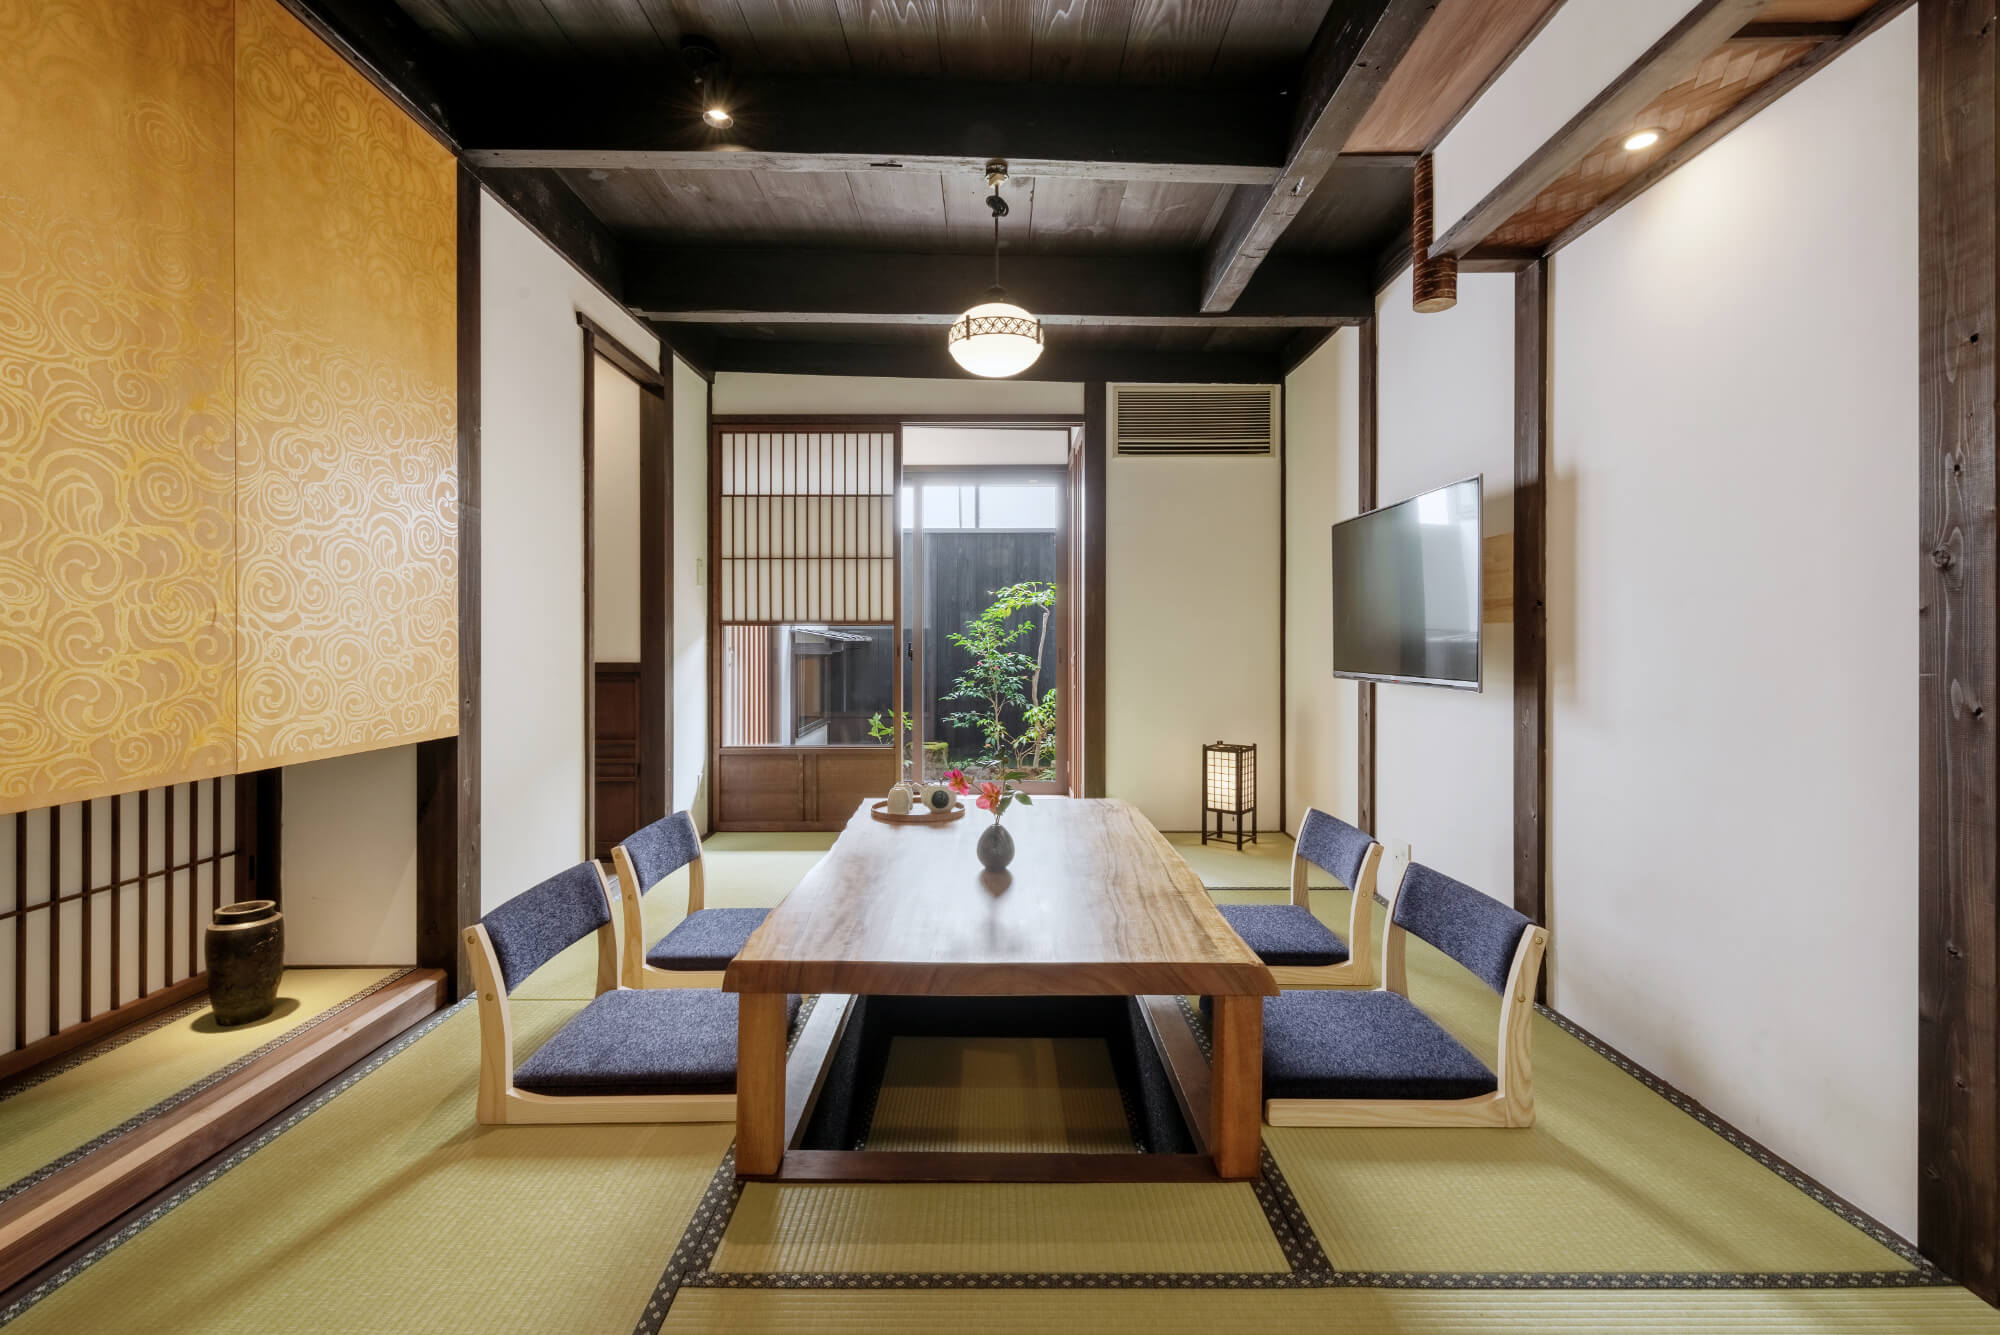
[735,990,790,1176]
[1209,993,1263,1179]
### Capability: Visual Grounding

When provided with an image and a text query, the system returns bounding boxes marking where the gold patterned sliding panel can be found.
[231,0,457,770]
[718,432,897,623]
[0,0,239,815]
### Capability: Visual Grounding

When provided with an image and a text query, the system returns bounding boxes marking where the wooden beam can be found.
[1201,0,1437,312]
[1545,0,1916,257]
[625,248,1373,328]
[464,77,1290,186]
[1356,318,1378,834]
[417,165,482,1001]
[1918,0,2000,1301]
[473,167,624,301]
[698,337,1286,386]
[1083,383,1108,799]
[1432,0,1773,260]
[1513,260,1549,942]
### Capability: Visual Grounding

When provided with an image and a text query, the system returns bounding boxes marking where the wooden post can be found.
[417,164,482,999]
[1357,319,1378,833]
[734,990,792,1176]
[1918,0,2000,1301]
[1083,382,1109,799]
[1513,259,1549,937]
[1208,993,1263,1179]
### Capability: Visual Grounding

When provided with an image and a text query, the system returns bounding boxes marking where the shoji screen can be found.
[718,431,898,623]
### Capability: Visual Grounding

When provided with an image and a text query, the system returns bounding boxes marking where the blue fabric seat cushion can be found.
[1216,904,1350,967]
[513,989,800,1096]
[1261,990,1497,1101]
[645,907,769,972]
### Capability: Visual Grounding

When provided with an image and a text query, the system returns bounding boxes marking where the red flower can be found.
[945,769,971,795]
[976,781,1004,813]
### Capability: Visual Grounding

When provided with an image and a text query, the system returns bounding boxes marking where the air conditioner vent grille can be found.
[1111,384,1278,456]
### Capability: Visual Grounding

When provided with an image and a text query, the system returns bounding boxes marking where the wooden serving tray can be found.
[870,799,965,825]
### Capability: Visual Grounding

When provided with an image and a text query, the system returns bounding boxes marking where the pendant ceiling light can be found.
[948,162,1043,378]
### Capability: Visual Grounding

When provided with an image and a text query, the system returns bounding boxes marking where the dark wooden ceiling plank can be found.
[941,0,1036,80]
[1429,0,1772,260]
[720,0,854,73]
[1208,0,1332,83]
[1198,0,1437,312]
[834,0,946,76]
[623,246,1373,324]
[1029,0,1136,81]
[463,76,1290,184]
[1119,0,1239,85]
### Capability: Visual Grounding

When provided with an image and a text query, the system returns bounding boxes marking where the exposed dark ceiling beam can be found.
[1199,0,1437,313]
[689,335,1285,385]
[1430,0,1770,260]
[625,247,1374,328]
[463,77,1290,185]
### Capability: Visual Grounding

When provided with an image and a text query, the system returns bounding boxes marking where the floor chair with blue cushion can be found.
[1215,807,1383,989]
[1261,860,1548,1129]
[463,859,784,1126]
[612,811,768,990]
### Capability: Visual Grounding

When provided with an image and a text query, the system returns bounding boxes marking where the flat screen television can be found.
[1329,475,1482,690]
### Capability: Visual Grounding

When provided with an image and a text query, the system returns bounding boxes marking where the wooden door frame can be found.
[579,314,671,859]
[902,462,1071,794]
[707,413,1091,830]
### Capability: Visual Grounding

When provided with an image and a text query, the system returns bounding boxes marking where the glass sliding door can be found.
[901,467,1067,792]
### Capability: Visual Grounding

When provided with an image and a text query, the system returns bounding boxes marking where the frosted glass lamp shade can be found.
[947,301,1044,378]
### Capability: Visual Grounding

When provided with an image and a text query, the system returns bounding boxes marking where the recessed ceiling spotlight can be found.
[1622,128,1662,152]
[682,35,732,130]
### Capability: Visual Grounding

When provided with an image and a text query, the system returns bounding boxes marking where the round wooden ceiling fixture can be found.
[1412,154,1458,315]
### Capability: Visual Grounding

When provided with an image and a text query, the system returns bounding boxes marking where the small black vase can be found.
[206,900,284,1026]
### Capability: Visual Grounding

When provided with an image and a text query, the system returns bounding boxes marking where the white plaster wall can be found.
[1372,270,1516,897]
[712,373,1083,417]
[480,193,659,911]
[1547,13,1918,1234]
[672,356,709,827]
[592,355,643,663]
[1433,0,1691,234]
[1105,409,1283,832]
[281,747,416,965]
[1283,329,1360,830]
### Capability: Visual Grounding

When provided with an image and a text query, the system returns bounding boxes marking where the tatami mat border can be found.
[0,991,466,1328]
[0,999,215,1103]
[0,968,415,1207]
[1530,1005,1937,1275]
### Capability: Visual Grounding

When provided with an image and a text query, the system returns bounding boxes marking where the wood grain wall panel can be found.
[232,0,458,771]
[1482,37,1826,252]
[0,0,239,815]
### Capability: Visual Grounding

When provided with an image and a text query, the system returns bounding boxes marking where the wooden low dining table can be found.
[724,796,1277,1182]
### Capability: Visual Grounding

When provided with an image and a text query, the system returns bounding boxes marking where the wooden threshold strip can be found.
[0,968,445,1292]
[756,1150,1224,1184]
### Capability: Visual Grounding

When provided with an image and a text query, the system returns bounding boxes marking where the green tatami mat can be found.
[664,1287,2000,1334]
[1253,889,1912,1277]
[0,967,394,1193]
[865,1037,1136,1153]
[515,833,836,1001]
[1163,832,1337,889]
[5,1000,732,1335]
[709,1180,1289,1276]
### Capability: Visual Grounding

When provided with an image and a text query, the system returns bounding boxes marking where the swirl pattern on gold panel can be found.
[232,0,458,770]
[0,0,238,814]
